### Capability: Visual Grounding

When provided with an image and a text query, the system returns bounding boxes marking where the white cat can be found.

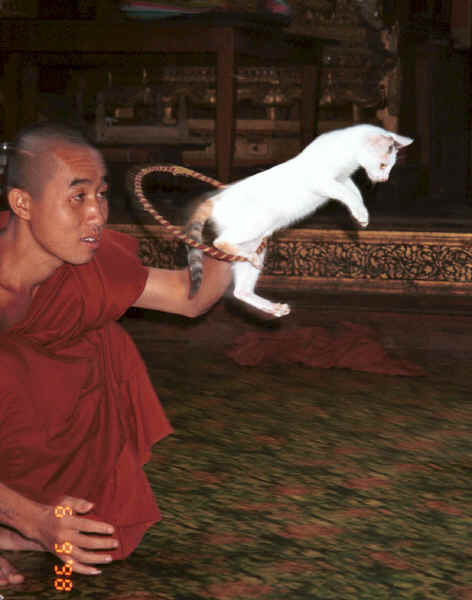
[186,124,413,318]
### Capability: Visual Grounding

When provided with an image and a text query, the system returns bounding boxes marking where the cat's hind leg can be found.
[232,250,290,318]
[214,237,263,269]
[213,224,268,269]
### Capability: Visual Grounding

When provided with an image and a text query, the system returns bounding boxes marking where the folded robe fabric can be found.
[227,322,425,377]
[0,212,173,559]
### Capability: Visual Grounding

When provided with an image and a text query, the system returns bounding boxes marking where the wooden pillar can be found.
[3,54,21,140]
[414,41,436,169]
[20,62,39,129]
[215,29,236,183]
[300,62,320,148]
[450,0,472,48]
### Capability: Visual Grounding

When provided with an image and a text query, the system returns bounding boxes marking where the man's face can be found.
[28,142,109,266]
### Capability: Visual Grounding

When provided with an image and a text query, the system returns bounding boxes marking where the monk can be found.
[0,122,232,586]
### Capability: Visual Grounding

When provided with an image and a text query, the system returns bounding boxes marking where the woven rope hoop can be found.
[132,164,267,262]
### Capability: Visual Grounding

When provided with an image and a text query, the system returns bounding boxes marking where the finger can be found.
[66,546,115,568]
[60,558,102,577]
[67,531,119,552]
[0,556,24,585]
[67,516,115,536]
[59,497,94,515]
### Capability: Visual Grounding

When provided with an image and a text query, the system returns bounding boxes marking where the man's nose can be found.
[86,197,107,225]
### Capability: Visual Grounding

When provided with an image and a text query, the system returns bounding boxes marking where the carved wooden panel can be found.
[264,238,472,283]
[110,224,472,296]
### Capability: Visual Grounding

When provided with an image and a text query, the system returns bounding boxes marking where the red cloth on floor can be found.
[226,322,425,376]
[0,212,173,559]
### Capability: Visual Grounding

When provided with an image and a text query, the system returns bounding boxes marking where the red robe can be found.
[0,212,173,559]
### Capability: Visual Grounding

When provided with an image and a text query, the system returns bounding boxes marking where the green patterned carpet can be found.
[3,301,472,600]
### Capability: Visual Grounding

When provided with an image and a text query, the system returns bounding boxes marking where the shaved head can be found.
[5,122,95,201]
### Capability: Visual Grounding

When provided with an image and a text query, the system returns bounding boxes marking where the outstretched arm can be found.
[133,254,232,317]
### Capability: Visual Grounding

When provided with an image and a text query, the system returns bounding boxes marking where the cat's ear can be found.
[389,133,414,149]
[368,134,395,153]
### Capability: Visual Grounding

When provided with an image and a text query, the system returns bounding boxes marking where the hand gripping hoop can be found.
[132,164,267,262]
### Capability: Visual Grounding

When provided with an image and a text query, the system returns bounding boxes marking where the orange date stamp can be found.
[53,505,73,592]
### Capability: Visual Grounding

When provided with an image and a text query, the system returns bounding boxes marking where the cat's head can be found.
[359,131,413,183]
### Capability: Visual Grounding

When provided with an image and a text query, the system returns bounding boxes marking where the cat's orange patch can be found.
[191,197,214,223]
[213,239,244,257]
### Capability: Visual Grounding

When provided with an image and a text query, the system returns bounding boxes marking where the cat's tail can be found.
[185,195,215,298]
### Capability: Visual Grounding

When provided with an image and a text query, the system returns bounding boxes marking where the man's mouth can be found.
[81,235,101,245]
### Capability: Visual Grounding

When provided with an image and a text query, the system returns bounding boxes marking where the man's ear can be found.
[8,188,33,220]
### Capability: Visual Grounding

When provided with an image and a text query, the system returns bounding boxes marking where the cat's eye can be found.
[380,163,387,169]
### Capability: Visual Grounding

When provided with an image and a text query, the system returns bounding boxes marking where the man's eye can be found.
[72,193,85,203]
[98,190,108,200]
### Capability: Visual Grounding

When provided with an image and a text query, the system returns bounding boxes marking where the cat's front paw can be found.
[352,207,369,228]
[271,303,291,318]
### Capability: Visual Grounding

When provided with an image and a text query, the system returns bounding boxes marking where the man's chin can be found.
[65,250,97,266]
